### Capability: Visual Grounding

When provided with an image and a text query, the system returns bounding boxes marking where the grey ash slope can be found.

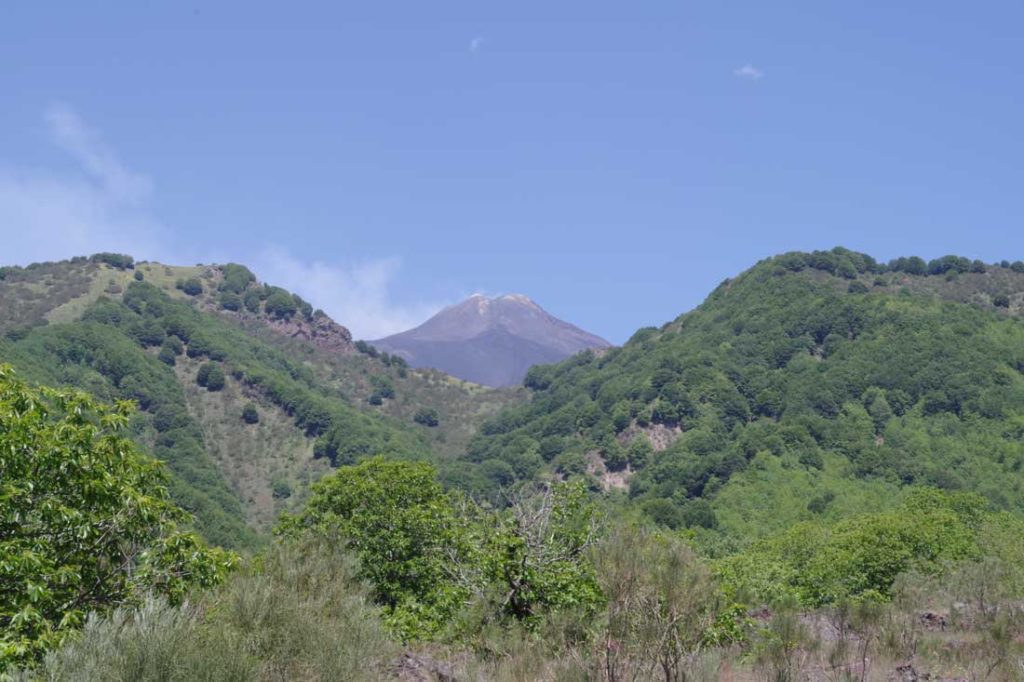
[370,294,610,387]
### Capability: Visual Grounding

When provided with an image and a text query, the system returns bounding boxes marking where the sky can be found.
[1,2,1023,343]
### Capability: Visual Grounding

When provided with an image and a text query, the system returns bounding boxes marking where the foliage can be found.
[263,289,298,320]
[26,538,396,681]
[89,253,134,270]
[279,459,607,641]
[217,264,256,294]
[242,402,259,424]
[176,278,203,296]
[196,362,225,391]
[414,407,439,427]
[0,366,235,671]
[462,247,1024,547]
[279,458,468,638]
[716,488,992,607]
[478,482,603,624]
[0,319,255,549]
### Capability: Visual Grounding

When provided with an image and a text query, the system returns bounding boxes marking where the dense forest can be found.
[456,248,1024,551]
[3,248,1024,679]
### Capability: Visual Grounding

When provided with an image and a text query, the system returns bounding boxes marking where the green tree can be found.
[0,366,235,670]
[278,458,468,638]
[480,482,603,623]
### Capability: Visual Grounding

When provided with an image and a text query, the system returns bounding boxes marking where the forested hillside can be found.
[6,248,1024,679]
[0,255,520,547]
[458,248,1024,549]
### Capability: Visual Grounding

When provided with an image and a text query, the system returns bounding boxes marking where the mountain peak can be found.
[371,294,609,387]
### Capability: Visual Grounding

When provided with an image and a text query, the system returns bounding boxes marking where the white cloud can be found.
[733,64,764,80]
[0,104,165,264]
[252,248,449,339]
[0,105,447,339]
[469,36,484,53]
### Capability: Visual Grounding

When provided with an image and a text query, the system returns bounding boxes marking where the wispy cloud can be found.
[733,64,764,80]
[0,104,164,264]
[0,106,448,338]
[469,36,484,53]
[252,249,449,339]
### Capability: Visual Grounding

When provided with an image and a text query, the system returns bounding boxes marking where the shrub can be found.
[90,252,135,269]
[30,539,396,681]
[272,479,292,499]
[196,362,225,391]
[177,278,203,296]
[413,407,439,427]
[157,346,177,366]
[217,264,256,294]
[218,291,242,311]
[264,289,298,319]
[161,335,184,356]
[242,402,259,424]
[370,375,395,399]
[242,289,261,313]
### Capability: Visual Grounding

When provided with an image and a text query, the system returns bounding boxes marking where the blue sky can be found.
[1,2,1022,343]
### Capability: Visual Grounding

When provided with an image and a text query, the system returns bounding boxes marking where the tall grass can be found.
[23,539,397,681]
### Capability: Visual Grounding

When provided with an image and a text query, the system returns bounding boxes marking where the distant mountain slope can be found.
[0,255,522,546]
[371,294,610,387]
[455,248,1024,547]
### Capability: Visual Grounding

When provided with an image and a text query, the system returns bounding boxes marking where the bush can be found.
[177,278,203,296]
[30,539,396,681]
[242,402,259,424]
[196,362,226,392]
[218,264,256,294]
[161,335,184,356]
[264,289,298,320]
[994,293,1010,308]
[218,291,242,311]
[134,270,144,281]
[717,489,989,607]
[272,479,292,499]
[242,289,261,313]
[90,252,135,270]
[413,407,439,427]
[370,375,395,399]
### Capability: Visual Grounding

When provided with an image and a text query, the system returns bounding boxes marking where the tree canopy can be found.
[0,365,235,670]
